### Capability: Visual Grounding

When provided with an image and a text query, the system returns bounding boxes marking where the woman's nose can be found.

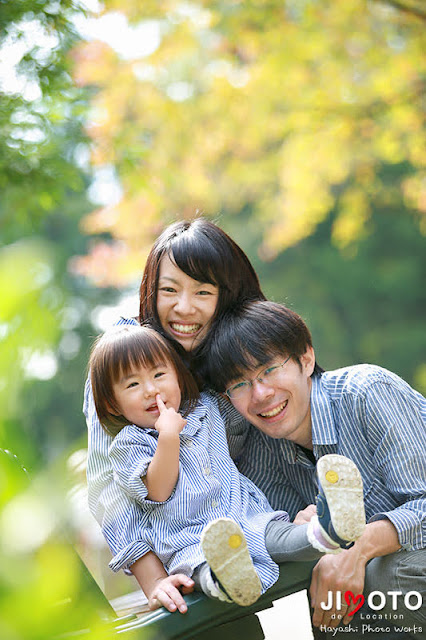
[174,292,194,314]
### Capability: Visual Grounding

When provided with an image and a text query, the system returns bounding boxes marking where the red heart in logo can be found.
[344,590,365,616]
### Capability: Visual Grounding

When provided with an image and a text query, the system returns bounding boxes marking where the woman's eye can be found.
[159,287,176,293]
[197,290,212,296]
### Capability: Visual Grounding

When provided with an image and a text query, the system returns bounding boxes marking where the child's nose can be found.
[144,381,158,397]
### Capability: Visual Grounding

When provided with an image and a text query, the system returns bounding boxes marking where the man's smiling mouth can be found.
[259,400,288,418]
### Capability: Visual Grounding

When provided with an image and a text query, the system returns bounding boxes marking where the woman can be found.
[84,218,306,612]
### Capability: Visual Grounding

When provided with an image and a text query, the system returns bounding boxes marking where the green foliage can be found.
[0,3,128,636]
[74,0,425,283]
[0,0,89,233]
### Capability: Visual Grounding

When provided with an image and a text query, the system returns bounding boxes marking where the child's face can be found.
[112,360,182,429]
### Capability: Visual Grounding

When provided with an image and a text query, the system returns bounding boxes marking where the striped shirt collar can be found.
[310,373,338,446]
[270,374,337,466]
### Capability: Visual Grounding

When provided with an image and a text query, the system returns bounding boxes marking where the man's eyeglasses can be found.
[225,356,292,400]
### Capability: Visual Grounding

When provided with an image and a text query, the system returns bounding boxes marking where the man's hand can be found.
[310,544,367,628]
[310,520,401,628]
[149,574,195,614]
[294,504,316,525]
[155,394,186,437]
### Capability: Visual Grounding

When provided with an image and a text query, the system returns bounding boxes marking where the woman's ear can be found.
[300,346,316,377]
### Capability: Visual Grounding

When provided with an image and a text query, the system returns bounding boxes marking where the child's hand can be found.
[149,574,194,614]
[155,394,186,437]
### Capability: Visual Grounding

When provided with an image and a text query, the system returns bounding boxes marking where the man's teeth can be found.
[171,323,200,334]
[259,401,287,418]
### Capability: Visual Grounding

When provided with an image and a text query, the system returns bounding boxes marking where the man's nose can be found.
[251,378,274,402]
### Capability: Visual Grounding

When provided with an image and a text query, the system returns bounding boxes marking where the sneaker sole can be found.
[317,454,366,541]
[201,518,262,607]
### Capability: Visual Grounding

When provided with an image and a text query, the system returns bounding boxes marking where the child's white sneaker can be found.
[313,454,366,550]
[201,517,262,606]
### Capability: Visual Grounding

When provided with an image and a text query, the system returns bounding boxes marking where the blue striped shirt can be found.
[238,365,426,550]
[107,392,288,591]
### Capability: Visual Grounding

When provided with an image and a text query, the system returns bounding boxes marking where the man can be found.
[204,300,425,639]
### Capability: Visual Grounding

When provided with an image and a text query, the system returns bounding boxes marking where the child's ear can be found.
[106,402,120,416]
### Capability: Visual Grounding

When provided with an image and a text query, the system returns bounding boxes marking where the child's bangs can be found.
[110,330,171,382]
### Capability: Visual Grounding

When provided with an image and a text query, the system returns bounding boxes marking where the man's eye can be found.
[231,381,248,391]
[263,366,278,376]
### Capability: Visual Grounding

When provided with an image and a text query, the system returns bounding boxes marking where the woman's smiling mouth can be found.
[169,322,202,335]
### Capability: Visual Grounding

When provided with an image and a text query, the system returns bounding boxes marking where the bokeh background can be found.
[1,1,425,637]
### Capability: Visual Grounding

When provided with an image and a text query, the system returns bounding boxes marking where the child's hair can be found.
[89,325,200,436]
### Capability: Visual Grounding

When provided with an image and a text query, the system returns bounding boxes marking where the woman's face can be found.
[157,254,219,351]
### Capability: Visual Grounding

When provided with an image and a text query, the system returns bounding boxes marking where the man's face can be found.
[226,347,315,448]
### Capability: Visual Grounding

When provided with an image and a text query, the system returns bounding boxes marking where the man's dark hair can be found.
[202,300,323,392]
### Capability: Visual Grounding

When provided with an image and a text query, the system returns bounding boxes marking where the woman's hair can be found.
[138,218,266,354]
[89,325,199,436]
[203,301,324,392]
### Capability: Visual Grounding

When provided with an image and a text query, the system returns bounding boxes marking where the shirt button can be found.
[186,441,193,448]
[211,500,219,509]
[204,467,211,476]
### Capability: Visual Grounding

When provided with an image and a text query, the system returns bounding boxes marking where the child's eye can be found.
[126,381,138,389]
[154,371,165,379]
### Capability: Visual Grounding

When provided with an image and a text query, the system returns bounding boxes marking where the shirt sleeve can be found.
[109,427,161,505]
[214,391,253,460]
[83,316,152,569]
[362,380,426,550]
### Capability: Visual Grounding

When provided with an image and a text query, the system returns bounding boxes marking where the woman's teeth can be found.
[259,400,288,418]
[171,323,201,334]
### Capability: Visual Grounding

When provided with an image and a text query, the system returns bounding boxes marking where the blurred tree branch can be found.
[375,0,426,21]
